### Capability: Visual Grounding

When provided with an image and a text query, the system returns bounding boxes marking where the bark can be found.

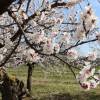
[0,75,18,100]
[27,63,34,93]
[0,0,15,15]
[0,74,28,100]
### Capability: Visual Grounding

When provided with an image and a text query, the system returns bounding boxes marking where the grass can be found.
[0,65,100,100]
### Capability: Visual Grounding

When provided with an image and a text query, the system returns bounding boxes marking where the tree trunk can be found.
[27,63,34,93]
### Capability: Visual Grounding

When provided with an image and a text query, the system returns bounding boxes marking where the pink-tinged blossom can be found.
[74,5,97,41]
[80,81,90,90]
[32,31,45,44]
[51,26,59,34]
[60,32,71,44]
[42,38,54,54]
[76,63,100,90]
[87,52,97,61]
[67,49,78,59]
[80,5,97,31]
[80,79,99,90]
[80,66,95,81]
[74,24,86,40]
[54,43,60,53]
[26,49,40,62]
[50,17,57,24]
[40,12,46,21]
[75,31,86,40]
[77,64,95,83]
[51,31,58,37]
[56,16,64,24]
[42,37,48,43]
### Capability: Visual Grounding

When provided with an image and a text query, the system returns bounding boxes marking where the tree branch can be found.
[0,0,15,15]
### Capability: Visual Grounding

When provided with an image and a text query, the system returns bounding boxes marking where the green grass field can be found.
[1,65,100,100]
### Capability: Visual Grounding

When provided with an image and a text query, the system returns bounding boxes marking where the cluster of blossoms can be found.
[42,38,60,54]
[81,5,97,31]
[76,52,100,90]
[87,51,97,61]
[32,31,45,44]
[40,12,64,26]
[51,30,58,37]
[60,32,71,44]
[67,49,78,60]
[77,64,100,90]
[75,5,97,40]
[40,12,64,24]
[24,49,40,63]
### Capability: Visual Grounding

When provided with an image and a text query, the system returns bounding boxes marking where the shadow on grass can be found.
[39,92,100,100]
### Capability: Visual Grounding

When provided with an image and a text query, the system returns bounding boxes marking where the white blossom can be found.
[87,51,97,61]
[89,79,98,89]
[60,32,71,44]
[40,12,46,21]
[32,31,45,44]
[0,54,3,61]
[80,5,97,31]
[25,49,40,62]
[54,43,60,53]
[67,49,78,60]
[42,38,54,54]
